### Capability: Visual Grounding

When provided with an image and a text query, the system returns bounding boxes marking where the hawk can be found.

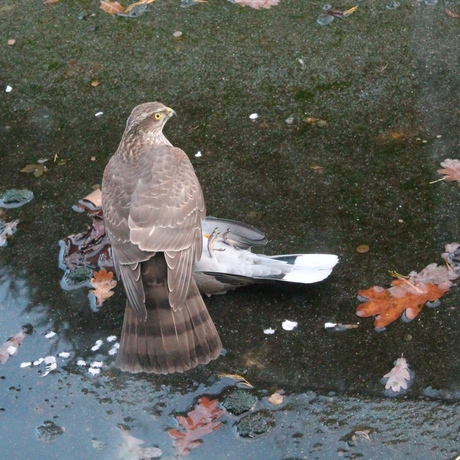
[101,102,222,374]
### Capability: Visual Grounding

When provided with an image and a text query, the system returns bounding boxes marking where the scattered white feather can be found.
[88,367,101,375]
[77,359,87,366]
[263,328,276,335]
[106,335,117,342]
[281,254,339,284]
[95,111,103,117]
[45,331,57,339]
[249,113,259,120]
[43,356,57,377]
[195,151,202,158]
[5,85,13,93]
[108,344,119,355]
[33,358,44,366]
[90,361,104,368]
[91,339,103,351]
[7,345,17,356]
[282,320,298,331]
[20,362,32,368]
[58,352,71,358]
[382,355,414,396]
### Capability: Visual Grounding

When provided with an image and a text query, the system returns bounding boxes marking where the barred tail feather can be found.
[116,257,222,374]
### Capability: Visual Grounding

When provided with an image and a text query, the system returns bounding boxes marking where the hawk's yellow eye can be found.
[154,113,162,120]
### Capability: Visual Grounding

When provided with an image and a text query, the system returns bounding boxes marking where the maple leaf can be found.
[168,397,224,456]
[0,324,34,364]
[356,264,457,329]
[436,159,460,181]
[89,269,117,305]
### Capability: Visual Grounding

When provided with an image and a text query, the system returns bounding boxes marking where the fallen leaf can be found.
[436,159,460,181]
[309,165,325,174]
[231,0,280,10]
[100,0,125,14]
[168,397,224,456]
[43,0,60,4]
[0,324,34,364]
[218,373,254,388]
[90,269,117,305]
[124,0,155,13]
[304,117,327,127]
[381,354,414,396]
[118,424,162,459]
[356,263,457,329]
[327,5,358,17]
[20,164,48,177]
[354,430,372,443]
[0,219,20,247]
[445,8,460,18]
[356,244,369,254]
[268,392,284,405]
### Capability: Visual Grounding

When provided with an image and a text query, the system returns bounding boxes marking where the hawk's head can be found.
[124,102,176,137]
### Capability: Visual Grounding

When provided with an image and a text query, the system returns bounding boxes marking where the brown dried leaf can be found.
[20,164,48,177]
[445,8,460,18]
[304,117,327,127]
[268,392,284,405]
[90,269,117,305]
[124,0,155,13]
[100,0,125,14]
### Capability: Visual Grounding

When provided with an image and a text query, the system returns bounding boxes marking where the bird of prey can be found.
[101,102,222,374]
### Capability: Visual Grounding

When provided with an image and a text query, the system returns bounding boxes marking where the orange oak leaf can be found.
[168,397,224,456]
[90,269,117,305]
[356,279,450,329]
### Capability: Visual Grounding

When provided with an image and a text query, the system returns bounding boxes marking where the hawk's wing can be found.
[102,144,205,317]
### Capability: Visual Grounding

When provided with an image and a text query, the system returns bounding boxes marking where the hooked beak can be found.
[165,107,176,118]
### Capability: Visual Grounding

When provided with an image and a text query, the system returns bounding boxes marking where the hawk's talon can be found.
[207,227,225,258]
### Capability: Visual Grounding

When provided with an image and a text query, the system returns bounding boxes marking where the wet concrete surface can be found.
[1,0,460,458]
